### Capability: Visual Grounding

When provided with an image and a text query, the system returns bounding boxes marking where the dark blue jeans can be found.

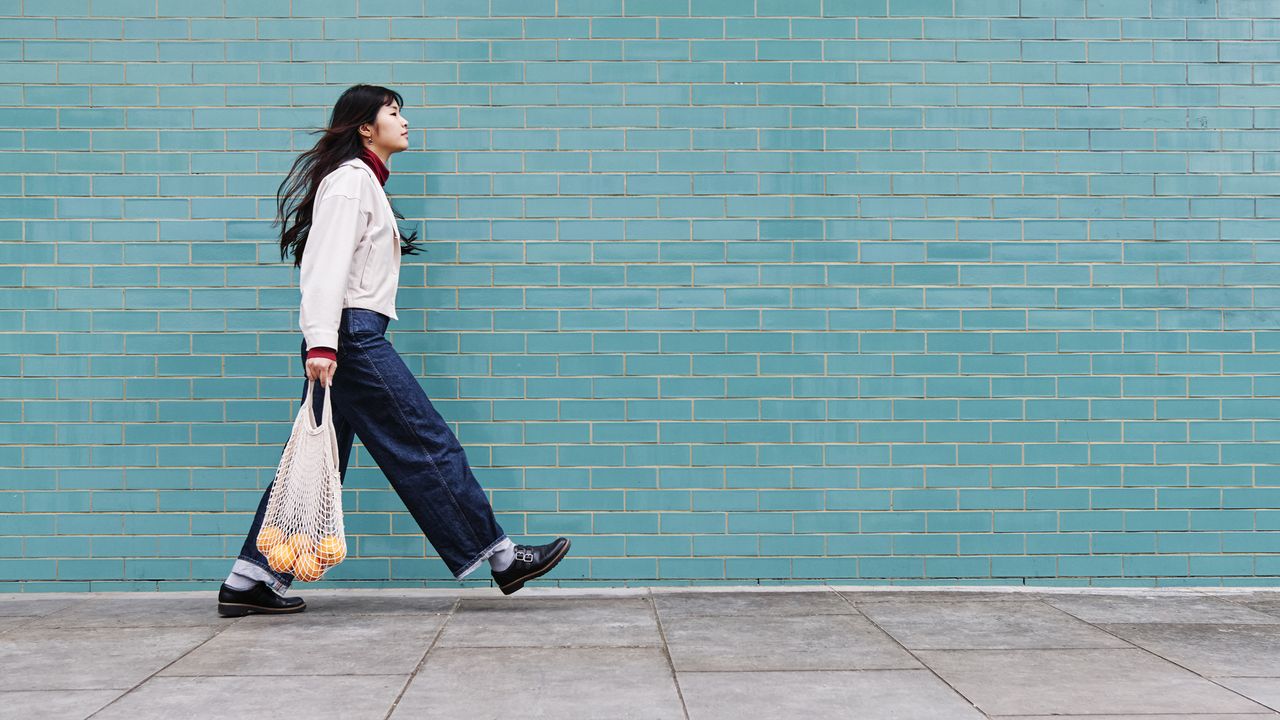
[231,307,513,595]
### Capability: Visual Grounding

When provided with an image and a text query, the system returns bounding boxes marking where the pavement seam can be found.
[829,586,994,719]
[380,595,459,720]
[648,587,693,720]
[80,610,245,720]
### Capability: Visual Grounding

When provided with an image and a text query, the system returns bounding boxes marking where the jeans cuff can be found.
[453,534,515,581]
[232,557,291,597]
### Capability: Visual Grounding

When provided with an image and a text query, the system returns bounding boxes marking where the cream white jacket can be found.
[298,157,402,350]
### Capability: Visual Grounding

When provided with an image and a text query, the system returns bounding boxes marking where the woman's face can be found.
[363,100,409,157]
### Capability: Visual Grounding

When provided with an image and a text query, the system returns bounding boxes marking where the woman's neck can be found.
[359,147,390,186]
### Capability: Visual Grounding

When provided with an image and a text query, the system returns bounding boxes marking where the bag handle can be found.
[304,377,341,468]
[301,378,334,436]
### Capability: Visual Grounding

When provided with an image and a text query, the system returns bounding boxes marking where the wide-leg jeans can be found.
[230,307,513,595]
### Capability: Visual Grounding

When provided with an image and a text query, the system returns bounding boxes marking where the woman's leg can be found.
[329,309,513,581]
[227,340,356,595]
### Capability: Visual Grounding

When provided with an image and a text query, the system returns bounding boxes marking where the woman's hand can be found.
[306,357,337,388]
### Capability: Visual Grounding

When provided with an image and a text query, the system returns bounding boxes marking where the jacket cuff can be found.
[306,346,337,362]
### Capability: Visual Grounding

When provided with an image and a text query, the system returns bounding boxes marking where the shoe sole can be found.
[217,600,307,618]
[498,538,571,595]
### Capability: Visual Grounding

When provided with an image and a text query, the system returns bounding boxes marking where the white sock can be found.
[224,570,257,590]
[488,544,515,572]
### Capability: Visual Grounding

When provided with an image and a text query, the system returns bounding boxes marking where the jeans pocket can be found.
[340,310,383,347]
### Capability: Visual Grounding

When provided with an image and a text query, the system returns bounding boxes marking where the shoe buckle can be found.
[514,548,535,563]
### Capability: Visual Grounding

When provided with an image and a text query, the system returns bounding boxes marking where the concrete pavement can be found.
[1,585,1279,719]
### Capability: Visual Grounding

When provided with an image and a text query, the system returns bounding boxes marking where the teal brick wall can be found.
[3,1,1279,592]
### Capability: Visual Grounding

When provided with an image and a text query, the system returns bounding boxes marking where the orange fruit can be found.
[266,543,297,573]
[256,525,285,554]
[317,535,346,566]
[286,532,314,555]
[293,552,325,582]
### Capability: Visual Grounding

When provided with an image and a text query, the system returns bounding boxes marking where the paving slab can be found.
[438,595,661,648]
[917,647,1270,716]
[0,689,124,720]
[0,625,217,691]
[856,598,1131,649]
[652,589,856,618]
[1213,677,1280,713]
[661,612,921,672]
[159,613,445,677]
[1043,592,1280,625]
[23,596,232,629]
[291,589,458,617]
[87,675,405,720]
[1097,622,1280,678]
[392,646,684,719]
[1226,595,1280,620]
[0,595,82,617]
[0,615,33,635]
[833,587,1054,603]
[679,669,986,720]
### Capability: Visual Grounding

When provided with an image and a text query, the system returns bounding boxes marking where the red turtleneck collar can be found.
[359,147,389,186]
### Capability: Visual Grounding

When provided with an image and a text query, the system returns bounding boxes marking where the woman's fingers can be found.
[306,358,337,387]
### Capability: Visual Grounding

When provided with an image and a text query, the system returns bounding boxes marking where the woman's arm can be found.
[299,179,368,353]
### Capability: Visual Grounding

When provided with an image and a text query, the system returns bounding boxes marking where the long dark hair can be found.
[276,84,422,268]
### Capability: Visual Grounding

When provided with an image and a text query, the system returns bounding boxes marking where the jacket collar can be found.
[340,156,380,183]
[337,158,399,239]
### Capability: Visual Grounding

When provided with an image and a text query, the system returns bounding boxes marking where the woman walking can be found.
[217,84,570,617]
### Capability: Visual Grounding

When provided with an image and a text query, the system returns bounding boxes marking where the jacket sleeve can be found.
[299,176,368,351]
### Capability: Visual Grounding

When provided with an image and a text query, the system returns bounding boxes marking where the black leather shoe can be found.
[217,580,306,617]
[491,538,571,595]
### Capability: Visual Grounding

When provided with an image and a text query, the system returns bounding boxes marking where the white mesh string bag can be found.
[255,379,347,582]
